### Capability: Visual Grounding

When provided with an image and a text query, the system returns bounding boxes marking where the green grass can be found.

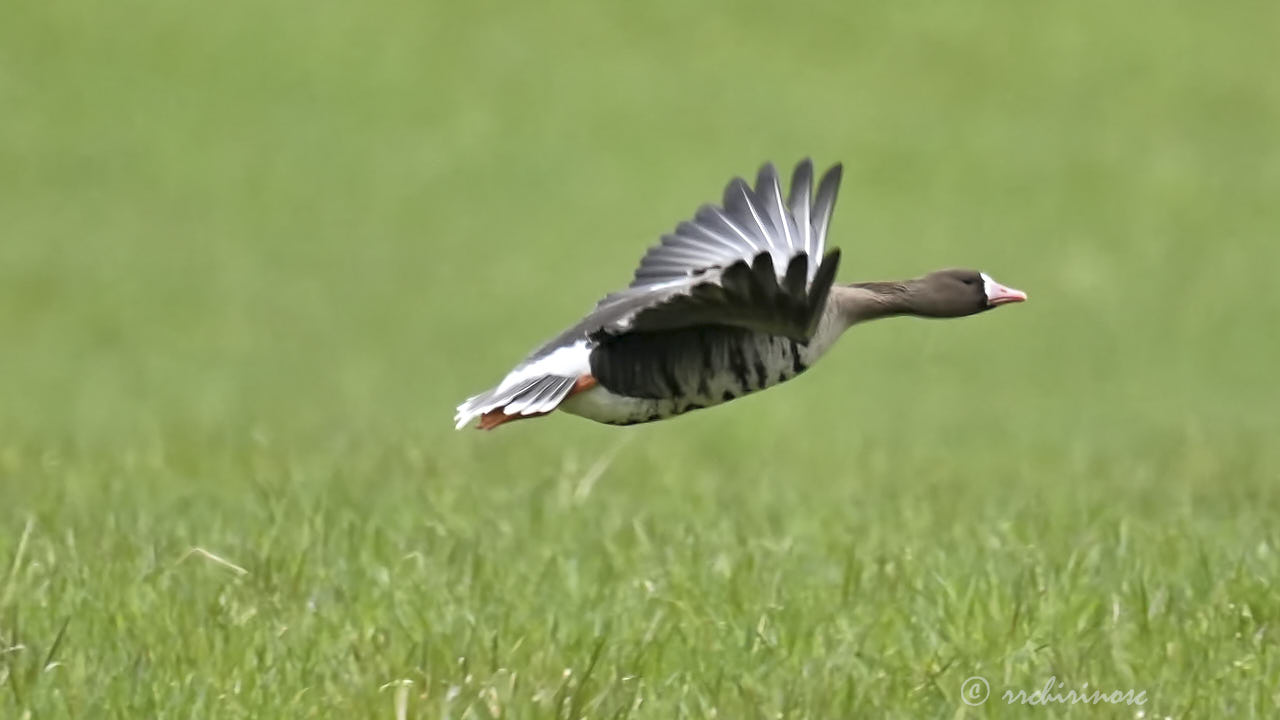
[3,0,1279,716]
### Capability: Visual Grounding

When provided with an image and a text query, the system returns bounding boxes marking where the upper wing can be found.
[629,159,841,290]
[590,159,844,342]
[589,248,841,341]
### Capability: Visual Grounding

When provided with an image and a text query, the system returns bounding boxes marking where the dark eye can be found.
[961,277,978,286]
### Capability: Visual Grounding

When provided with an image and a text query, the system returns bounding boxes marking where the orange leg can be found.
[477,375,597,430]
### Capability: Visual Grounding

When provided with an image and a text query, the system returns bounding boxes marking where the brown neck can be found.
[829,282,915,326]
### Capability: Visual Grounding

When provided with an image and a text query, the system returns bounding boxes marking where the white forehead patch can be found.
[980,272,998,304]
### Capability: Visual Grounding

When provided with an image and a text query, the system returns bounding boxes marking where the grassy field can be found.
[3,0,1279,716]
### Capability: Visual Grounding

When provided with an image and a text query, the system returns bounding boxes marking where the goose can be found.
[454,160,1026,430]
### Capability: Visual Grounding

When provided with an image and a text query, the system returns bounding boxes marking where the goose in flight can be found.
[455,160,1026,429]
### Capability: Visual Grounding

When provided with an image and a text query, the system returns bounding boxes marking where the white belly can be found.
[558,385,673,425]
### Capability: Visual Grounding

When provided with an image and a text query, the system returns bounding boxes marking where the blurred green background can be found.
[2,0,1278,716]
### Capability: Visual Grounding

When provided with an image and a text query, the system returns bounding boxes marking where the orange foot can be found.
[477,375,597,430]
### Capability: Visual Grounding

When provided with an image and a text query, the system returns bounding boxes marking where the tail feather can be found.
[454,375,581,430]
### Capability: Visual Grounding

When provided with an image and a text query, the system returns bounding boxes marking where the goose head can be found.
[907,269,1027,317]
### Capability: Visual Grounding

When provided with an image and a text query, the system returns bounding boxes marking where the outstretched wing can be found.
[590,159,844,342]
